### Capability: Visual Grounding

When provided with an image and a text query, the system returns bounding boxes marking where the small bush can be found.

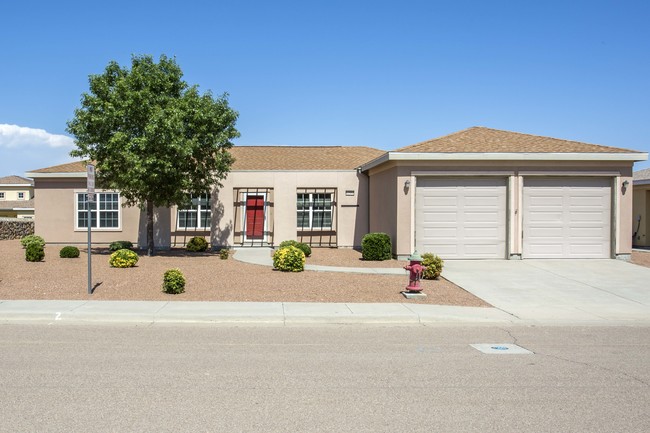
[21,234,45,249]
[421,253,444,279]
[279,240,311,257]
[109,249,139,268]
[163,268,186,294]
[273,246,305,272]
[186,236,209,252]
[25,243,45,262]
[219,249,230,260]
[109,240,134,252]
[361,233,392,261]
[59,246,80,258]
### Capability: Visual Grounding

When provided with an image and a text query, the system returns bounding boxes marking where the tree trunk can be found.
[147,200,154,256]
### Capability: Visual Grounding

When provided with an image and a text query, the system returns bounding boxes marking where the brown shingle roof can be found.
[0,198,34,209]
[0,175,33,185]
[396,127,642,154]
[28,146,386,174]
[29,160,89,174]
[634,168,650,181]
[230,146,384,170]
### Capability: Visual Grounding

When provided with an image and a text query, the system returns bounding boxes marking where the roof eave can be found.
[362,152,648,170]
[25,172,86,178]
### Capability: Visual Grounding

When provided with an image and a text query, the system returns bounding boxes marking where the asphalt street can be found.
[1,323,648,432]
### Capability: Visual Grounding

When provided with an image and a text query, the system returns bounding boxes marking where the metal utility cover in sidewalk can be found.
[470,344,534,355]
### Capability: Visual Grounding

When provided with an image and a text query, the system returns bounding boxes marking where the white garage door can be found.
[415,178,507,259]
[523,177,611,258]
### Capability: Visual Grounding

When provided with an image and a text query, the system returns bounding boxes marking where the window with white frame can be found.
[177,193,211,229]
[0,192,4,200]
[297,192,333,230]
[76,192,120,229]
[18,192,25,200]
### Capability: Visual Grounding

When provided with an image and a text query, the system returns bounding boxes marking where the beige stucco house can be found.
[0,175,34,219]
[632,168,650,247]
[26,127,648,260]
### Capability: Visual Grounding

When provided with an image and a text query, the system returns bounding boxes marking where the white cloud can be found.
[0,124,75,149]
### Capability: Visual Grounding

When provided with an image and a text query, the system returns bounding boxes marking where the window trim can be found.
[17,192,25,200]
[74,191,122,231]
[176,193,212,230]
[0,192,4,200]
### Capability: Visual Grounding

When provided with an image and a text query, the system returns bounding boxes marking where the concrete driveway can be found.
[443,259,650,324]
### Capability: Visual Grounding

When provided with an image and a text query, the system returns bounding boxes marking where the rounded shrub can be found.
[59,246,80,258]
[25,243,45,262]
[109,240,134,252]
[21,234,45,249]
[421,253,444,279]
[361,232,392,261]
[272,246,305,272]
[109,249,139,268]
[186,236,209,252]
[163,268,186,294]
[219,248,230,260]
[279,240,311,257]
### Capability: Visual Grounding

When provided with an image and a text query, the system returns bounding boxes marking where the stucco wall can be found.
[34,178,170,248]
[369,159,636,259]
[211,170,370,248]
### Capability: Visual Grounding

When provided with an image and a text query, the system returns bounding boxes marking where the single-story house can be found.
[632,167,650,247]
[0,175,35,219]
[26,127,648,260]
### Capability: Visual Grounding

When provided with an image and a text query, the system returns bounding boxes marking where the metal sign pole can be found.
[87,164,95,295]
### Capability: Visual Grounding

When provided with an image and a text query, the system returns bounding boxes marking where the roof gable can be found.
[0,175,33,185]
[396,127,641,154]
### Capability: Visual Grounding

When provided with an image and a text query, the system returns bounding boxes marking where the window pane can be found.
[178,210,198,228]
[100,211,119,228]
[297,211,310,228]
[199,210,211,228]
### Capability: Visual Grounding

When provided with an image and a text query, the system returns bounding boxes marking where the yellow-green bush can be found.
[163,268,186,294]
[272,246,305,272]
[421,253,444,279]
[109,249,139,268]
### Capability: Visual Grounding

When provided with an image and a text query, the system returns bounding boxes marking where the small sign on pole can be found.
[87,164,95,295]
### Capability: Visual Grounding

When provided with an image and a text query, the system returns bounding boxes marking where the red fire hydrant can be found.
[404,251,427,292]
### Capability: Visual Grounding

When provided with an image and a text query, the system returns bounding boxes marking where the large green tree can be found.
[67,54,239,255]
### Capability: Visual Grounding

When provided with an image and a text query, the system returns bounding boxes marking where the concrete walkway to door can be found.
[442,259,650,325]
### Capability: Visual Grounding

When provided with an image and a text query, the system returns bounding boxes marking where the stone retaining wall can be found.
[0,218,34,240]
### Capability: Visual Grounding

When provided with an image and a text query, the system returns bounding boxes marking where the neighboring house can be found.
[25,127,648,260]
[632,167,650,247]
[0,175,35,219]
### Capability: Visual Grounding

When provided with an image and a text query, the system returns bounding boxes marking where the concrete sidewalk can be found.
[233,247,407,275]
[0,300,515,325]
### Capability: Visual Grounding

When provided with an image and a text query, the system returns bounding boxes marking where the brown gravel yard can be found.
[0,240,488,306]
[631,249,650,268]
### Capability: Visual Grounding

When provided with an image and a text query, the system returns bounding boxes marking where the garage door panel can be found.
[416,177,506,259]
[523,177,611,259]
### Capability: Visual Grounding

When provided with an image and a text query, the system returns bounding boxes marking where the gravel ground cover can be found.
[631,249,650,268]
[0,240,487,306]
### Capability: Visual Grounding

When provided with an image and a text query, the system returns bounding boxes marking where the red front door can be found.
[245,196,265,239]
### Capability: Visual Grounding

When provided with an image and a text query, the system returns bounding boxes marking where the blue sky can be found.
[1,0,649,176]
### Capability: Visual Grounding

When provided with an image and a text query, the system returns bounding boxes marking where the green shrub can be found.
[21,234,45,249]
[272,246,305,272]
[162,268,186,294]
[279,240,311,257]
[421,253,444,279]
[186,236,209,252]
[361,233,392,261]
[109,249,139,268]
[109,240,134,252]
[59,246,80,258]
[219,249,230,260]
[25,243,45,262]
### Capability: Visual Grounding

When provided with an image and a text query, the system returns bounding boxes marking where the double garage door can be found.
[415,177,611,259]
